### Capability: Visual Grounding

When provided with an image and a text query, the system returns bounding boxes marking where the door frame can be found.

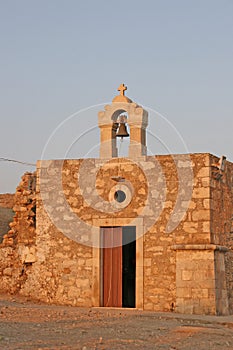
[92,218,144,309]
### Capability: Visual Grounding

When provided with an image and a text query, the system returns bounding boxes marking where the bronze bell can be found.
[116,122,129,138]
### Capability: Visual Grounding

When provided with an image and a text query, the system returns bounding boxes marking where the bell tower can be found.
[98,84,148,158]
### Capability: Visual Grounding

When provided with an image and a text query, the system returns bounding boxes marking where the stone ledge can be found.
[171,244,229,252]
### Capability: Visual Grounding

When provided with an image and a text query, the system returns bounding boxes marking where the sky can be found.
[0,0,232,193]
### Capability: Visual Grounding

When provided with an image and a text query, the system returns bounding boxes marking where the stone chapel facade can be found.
[0,85,233,315]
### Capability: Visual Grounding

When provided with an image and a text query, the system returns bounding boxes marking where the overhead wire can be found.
[0,157,36,166]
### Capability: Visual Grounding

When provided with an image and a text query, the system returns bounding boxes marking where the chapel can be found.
[0,85,233,315]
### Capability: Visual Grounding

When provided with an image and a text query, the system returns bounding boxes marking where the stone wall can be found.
[22,153,216,312]
[225,251,233,314]
[210,155,233,246]
[0,172,36,294]
[210,156,233,314]
[215,249,229,315]
[171,153,215,314]
[1,172,36,247]
[0,153,232,315]
[175,248,216,314]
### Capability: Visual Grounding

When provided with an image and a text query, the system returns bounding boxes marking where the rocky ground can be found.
[0,294,233,350]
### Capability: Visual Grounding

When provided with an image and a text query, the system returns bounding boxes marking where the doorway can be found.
[101,226,136,308]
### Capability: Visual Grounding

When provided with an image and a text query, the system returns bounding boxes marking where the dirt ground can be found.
[1,294,233,350]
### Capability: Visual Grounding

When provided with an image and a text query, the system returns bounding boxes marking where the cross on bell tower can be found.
[112,83,132,103]
[118,83,127,96]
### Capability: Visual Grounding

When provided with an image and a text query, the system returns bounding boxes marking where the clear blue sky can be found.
[1,0,232,193]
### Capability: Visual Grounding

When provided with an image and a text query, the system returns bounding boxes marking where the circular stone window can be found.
[114,190,126,203]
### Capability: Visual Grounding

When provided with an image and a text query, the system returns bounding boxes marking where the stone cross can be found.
[118,84,127,96]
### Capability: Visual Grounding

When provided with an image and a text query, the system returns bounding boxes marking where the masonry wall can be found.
[18,162,93,305]
[22,153,217,312]
[174,154,233,315]
[0,153,232,315]
[166,153,216,314]
[0,172,36,294]
[210,155,233,314]
[175,249,216,314]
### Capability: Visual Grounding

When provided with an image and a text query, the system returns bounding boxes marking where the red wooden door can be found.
[102,227,122,307]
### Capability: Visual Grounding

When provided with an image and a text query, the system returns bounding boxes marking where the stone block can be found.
[202,221,210,232]
[191,288,208,298]
[197,167,210,178]
[193,268,215,281]
[201,177,209,187]
[176,299,194,314]
[182,270,193,281]
[183,222,198,234]
[176,287,192,298]
[192,210,210,221]
[203,199,211,209]
[193,187,210,198]
[144,258,151,267]
[3,267,13,276]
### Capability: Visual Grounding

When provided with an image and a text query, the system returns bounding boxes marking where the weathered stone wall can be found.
[215,249,229,315]
[174,153,211,245]
[0,153,232,315]
[17,163,93,305]
[23,153,216,312]
[210,155,233,246]
[0,172,36,294]
[175,248,216,314]
[225,251,233,314]
[210,156,233,314]
[142,153,208,312]
[19,223,93,305]
[1,172,36,247]
[170,153,216,314]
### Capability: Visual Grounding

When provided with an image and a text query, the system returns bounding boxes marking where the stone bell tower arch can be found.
[98,84,148,158]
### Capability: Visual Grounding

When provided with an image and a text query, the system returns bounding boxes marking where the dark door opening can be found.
[101,226,136,308]
[122,226,136,307]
